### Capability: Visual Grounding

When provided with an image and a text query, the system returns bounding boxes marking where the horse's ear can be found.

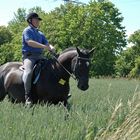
[76,47,81,54]
[89,47,95,55]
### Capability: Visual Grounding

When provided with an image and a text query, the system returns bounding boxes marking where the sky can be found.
[0,0,140,37]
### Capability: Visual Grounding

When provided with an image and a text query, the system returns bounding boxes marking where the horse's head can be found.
[71,47,95,91]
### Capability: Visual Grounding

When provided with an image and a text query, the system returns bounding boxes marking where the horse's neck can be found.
[58,50,77,64]
[56,50,77,76]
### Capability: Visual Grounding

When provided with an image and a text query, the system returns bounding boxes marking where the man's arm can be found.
[27,40,54,51]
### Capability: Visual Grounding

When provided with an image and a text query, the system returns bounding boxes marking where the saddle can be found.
[32,59,49,84]
[19,59,49,84]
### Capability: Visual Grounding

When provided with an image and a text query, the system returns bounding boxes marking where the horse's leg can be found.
[7,94,17,103]
[4,71,25,103]
[63,100,68,107]
[0,80,7,101]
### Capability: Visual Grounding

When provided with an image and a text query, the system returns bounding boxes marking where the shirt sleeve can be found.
[40,32,49,45]
[23,28,34,42]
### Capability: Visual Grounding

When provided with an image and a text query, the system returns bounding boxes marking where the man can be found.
[22,12,55,106]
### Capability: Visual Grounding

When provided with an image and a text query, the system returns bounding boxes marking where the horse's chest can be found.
[35,80,69,100]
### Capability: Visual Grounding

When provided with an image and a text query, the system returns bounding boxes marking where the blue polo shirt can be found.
[22,26,49,53]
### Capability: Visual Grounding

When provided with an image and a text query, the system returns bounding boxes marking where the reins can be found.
[50,52,77,80]
[77,57,90,61]
[50,51,90,81]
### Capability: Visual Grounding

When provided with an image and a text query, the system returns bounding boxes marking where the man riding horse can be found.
[0,12,95,107]
[22,12,55,106]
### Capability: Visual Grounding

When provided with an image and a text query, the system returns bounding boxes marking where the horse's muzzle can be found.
[77,80,89,91]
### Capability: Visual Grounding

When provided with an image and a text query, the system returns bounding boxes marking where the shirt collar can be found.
[29,24,39,31]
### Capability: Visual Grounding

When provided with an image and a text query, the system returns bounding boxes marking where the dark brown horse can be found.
[0,47,94,105]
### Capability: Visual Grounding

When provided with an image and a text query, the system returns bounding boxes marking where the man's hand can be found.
[49,44,55,53]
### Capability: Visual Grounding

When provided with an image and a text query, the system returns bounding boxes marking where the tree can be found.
[128,30,140,77]
[129,56,140,78]
[128,30,140,54]
[2,2,127,76]
[0,26,13,45]
[115,48,135,77]
[10,8,26,24]
[115,30,140,77]
[44,2,126,75]
[0,43,14,65]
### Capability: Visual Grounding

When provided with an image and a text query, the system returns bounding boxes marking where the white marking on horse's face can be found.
[86,61,90,67]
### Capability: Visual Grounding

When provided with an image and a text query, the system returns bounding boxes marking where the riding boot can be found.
[25,93,33,107]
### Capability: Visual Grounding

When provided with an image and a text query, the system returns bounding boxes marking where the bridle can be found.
[51,53,90,80]
[73,55,90,79]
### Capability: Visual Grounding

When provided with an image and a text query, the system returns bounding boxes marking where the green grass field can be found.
[0,78,140,140]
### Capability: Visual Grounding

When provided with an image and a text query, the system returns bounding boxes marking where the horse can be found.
[0,47,94,106]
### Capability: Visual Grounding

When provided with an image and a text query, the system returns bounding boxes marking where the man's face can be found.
[31,18,40,28]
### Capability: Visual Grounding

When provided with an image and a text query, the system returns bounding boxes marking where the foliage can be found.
[128,29,140,48]
[0,26,13,45]
[13,8,26,23]
[129,56,140,78]
[1,2,127,76]
[115,30,140,77]
[115,48,135,77]
[0,43,15,64]
[41,2,127,76]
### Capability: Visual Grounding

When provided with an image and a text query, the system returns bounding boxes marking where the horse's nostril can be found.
[81,85,85,89]
[78,84,89,91]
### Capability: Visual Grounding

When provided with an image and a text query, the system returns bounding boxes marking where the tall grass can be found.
[94,89,140,140]
[0,78,140,140]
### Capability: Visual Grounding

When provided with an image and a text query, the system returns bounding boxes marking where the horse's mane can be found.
[61,47,89,55]
[60,47,76,55]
